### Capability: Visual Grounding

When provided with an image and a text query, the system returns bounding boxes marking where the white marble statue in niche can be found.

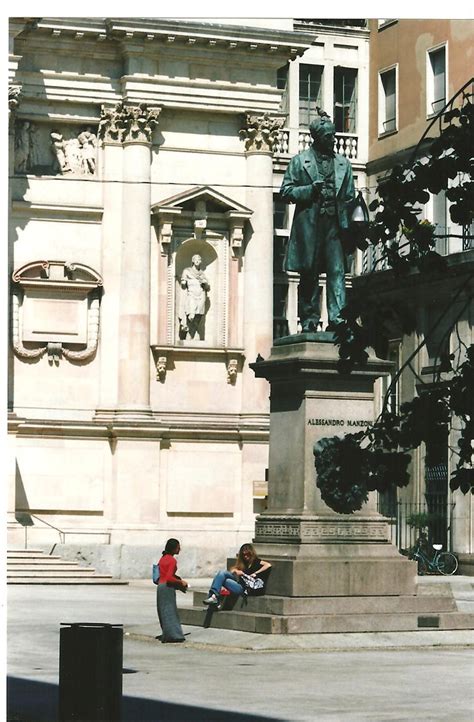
[178,254,210,340]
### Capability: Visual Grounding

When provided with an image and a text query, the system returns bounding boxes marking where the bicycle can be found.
[410,537,458,575]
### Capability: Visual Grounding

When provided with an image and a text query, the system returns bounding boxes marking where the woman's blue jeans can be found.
[210,570,243,596]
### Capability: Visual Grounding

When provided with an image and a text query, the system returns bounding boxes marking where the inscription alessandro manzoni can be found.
[307,418,370,427]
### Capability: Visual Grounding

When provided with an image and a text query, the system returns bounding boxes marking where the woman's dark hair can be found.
[162,538,180,555]
[235,543,257,570]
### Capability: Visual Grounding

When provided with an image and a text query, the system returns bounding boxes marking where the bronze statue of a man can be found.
[280,114,355,332]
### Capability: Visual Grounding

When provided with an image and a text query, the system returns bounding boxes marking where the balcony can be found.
[274,128,358,160]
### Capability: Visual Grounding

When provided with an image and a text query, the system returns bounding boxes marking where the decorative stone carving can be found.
[11,261,103,364]
[11,292,47,360]
[98,102,161,144]
[50,130,71,173]
[178,254,210,340]
[48,127,98,176]
[152,186,252,348]
[77,127,97,174]
[15,120,40,173]
[226,358,238,384]
[9,85,21,113]
[254,516,390,544]
[98,103,124,143]
[155,355,168,381]
[239,112,286,153]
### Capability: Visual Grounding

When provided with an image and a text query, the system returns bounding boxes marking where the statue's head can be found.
[309,116,336,153]
[191,254,202,268]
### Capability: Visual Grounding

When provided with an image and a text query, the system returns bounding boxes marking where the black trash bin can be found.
[59,622,123,722]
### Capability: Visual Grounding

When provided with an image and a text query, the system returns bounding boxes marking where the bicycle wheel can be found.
[436,552,458,575]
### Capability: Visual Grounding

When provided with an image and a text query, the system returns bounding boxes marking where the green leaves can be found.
[315,345,474,513]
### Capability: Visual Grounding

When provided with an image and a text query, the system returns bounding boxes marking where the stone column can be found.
[100,103,160,419]
[95,110,123,418]
[240,112,285,414]
[251,335,417,597]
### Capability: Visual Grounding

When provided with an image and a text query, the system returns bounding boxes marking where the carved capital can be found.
[239,112,285,153]
[98,102,161,144]
[9,85,21,114]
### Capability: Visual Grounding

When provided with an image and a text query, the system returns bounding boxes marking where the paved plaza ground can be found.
[6,579,474,721]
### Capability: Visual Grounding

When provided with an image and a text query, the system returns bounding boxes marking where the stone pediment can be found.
[152,186,253,218]
[152,187,252,250]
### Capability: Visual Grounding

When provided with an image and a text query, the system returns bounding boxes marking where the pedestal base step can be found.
[178,592,474,634]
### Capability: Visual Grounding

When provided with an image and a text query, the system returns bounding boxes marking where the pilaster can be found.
[97,102,161,420]
[239,112,285,414]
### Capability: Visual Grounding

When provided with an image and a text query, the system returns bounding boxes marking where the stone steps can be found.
[192,590,457,614]
[178,589,474,634]
[6,548,128,585]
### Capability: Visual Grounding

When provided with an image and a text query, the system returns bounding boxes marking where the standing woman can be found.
[156,538,188,643]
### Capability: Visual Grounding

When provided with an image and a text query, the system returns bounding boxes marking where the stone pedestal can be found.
[250,333,417,597]
[181,335,473,631]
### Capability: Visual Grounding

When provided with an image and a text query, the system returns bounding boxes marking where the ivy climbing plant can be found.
[314,78,474,514]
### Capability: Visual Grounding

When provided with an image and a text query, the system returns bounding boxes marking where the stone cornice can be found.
[19,17,313,58]
[10,414,269,442]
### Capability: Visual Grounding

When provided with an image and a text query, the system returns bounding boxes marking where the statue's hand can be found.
[312,180,324,197]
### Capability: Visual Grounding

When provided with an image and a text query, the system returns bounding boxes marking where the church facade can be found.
[9,17,472,576]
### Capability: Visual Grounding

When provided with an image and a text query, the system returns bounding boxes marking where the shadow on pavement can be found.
[8,676,283,721]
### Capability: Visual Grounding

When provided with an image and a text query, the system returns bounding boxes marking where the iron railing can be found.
[16,513,111,549]
[379,493,455,553]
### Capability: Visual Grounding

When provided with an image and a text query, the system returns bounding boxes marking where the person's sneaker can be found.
[203,593,219,605]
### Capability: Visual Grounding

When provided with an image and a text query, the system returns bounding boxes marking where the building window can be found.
[299,64,323,128]
[427,45,447,116]
[378,66,397,135]
[431,190,448,255]
[334,67,357,133]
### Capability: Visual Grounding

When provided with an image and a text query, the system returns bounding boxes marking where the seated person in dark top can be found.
[203,543,272,606]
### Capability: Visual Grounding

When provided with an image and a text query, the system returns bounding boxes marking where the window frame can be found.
[378,64,398,137]
[426,42,448,118]
[333,66,358,134]
[298,63,324,129]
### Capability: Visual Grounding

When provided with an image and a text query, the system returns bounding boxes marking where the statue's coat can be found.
[280,149,355,273]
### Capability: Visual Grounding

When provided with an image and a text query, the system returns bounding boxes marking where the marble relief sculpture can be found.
[178,254,210,340]
[50,130,71,173]
[14,120,39,173]
[78,127,97,174]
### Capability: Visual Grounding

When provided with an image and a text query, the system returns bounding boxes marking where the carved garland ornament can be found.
[239,112,285,153]
[98,102,161,144]
[11,261,103,365]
